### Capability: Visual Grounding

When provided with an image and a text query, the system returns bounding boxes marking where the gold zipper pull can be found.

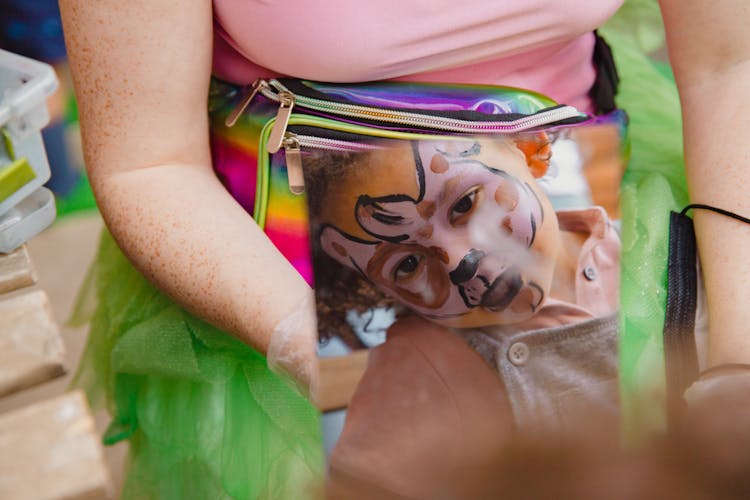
[283,135,305,195]
[266,91,295,154]
[225,79,268,127]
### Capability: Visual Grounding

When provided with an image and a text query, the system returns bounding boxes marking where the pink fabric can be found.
[327,315,515,499]
[506,206,621,331]
[212,0,623,113]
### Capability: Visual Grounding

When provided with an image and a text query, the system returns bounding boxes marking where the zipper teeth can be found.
[294,135,381,152]
[262,80,583,133]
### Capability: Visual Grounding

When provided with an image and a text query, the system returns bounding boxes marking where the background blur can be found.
[0,0,121,490]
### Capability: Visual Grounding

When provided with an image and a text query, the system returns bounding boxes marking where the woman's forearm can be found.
[60,0,311,355]
[96,162,312,355]
[676,70,750,366]
[660,0,750,366]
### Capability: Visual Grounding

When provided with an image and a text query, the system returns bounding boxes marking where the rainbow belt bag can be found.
[207,78,627,286]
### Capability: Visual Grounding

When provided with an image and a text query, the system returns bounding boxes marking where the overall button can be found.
[583,266,598,281]
[508,342,530,366]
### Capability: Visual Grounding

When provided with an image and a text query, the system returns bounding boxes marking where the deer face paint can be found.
[319,138,560,328]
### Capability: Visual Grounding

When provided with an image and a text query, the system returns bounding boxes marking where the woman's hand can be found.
[59,0,315,369]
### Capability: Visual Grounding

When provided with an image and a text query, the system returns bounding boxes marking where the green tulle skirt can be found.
[71,232,324,499]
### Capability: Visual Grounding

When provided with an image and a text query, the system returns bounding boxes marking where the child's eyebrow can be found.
[437,175,464,205]
[434,158,514,205]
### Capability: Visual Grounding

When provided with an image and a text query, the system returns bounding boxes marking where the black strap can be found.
[664,211,700,428]
[588,32,620,115]
[681,203,750,224]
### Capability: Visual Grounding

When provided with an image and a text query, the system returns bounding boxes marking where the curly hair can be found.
[302,148,401,348]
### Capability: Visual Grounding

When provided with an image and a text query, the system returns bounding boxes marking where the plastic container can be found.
[0,49,59,252]
[0,187,56,253]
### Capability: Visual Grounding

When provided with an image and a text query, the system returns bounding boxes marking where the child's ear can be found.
[514,132,551,178]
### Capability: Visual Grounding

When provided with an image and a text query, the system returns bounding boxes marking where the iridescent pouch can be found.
[209,77,626,280]
[209,77,627,496]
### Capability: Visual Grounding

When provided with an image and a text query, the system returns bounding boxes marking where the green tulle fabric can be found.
[71,232,323,499]
[601,0,688,442]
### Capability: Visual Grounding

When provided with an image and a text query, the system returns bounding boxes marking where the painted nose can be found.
[448,248,486,285]
[480,267,523,310]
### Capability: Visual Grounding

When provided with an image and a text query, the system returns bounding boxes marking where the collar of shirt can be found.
[485,206,620,334]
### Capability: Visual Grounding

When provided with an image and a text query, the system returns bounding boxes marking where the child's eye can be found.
[394,254,421,281]
[449,187,481,226]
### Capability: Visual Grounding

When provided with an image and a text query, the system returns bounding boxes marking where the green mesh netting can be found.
[71,232,324,499]
[601,0,689,442]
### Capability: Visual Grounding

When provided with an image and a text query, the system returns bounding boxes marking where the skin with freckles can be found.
[58,0,314,362]
[317,136,583,329]
[659,0,750,368]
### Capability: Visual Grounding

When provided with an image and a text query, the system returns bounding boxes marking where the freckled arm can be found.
[659,0,750,366]
[59,0,312,357]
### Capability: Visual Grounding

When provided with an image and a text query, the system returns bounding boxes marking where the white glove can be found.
[267,290,319,401]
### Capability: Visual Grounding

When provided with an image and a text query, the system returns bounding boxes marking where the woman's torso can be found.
[212,0,624,112]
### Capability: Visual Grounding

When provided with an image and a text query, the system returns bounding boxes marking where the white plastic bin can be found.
[0,49,59,253]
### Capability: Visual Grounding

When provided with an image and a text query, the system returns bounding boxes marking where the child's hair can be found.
[303,149,401,347]
[303,150,357,218]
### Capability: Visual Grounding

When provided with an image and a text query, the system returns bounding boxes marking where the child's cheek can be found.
[494,179,519,211]
[510,285,542,314]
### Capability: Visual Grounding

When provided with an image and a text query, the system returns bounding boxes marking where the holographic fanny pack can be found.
[208,77,627,289]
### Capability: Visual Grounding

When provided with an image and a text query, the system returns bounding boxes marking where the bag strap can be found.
[589,32,620,114]
[664,210,700,428]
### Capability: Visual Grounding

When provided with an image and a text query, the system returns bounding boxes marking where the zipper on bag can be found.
[227,78,587,140]
[281,132,380,195]
[232,78,591,219]
[261,79,584,143]
[267,91,296,153]
[224,79,269,127]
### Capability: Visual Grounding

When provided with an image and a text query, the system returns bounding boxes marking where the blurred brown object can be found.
[462,386,750,500]
[317,350,369,412]
[0,390,112,500]
[327,315,516,499]
[575,124,625,219]
[326,364,750,500]
[0,225,114,499]
[0,247,65,397]
[479,396,750,500]
[0,246,37,294]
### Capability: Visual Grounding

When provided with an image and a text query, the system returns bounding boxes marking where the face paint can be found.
[319,138,560,328]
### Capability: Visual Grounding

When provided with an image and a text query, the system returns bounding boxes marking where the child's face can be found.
[319,138,560,328]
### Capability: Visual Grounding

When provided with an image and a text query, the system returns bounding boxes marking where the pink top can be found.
[212,0,623,113]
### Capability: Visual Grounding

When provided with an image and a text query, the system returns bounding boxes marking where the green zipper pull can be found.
[224,79,268,127]
[283,134,305,195]
[267,91,295,154]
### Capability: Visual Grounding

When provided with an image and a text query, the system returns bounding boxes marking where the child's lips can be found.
[480,268,522,311]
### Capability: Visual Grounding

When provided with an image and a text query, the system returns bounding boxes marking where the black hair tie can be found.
[680,203,750,225]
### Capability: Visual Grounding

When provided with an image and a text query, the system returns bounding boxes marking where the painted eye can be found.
[449,187,481,226]
[394,254,421,281]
